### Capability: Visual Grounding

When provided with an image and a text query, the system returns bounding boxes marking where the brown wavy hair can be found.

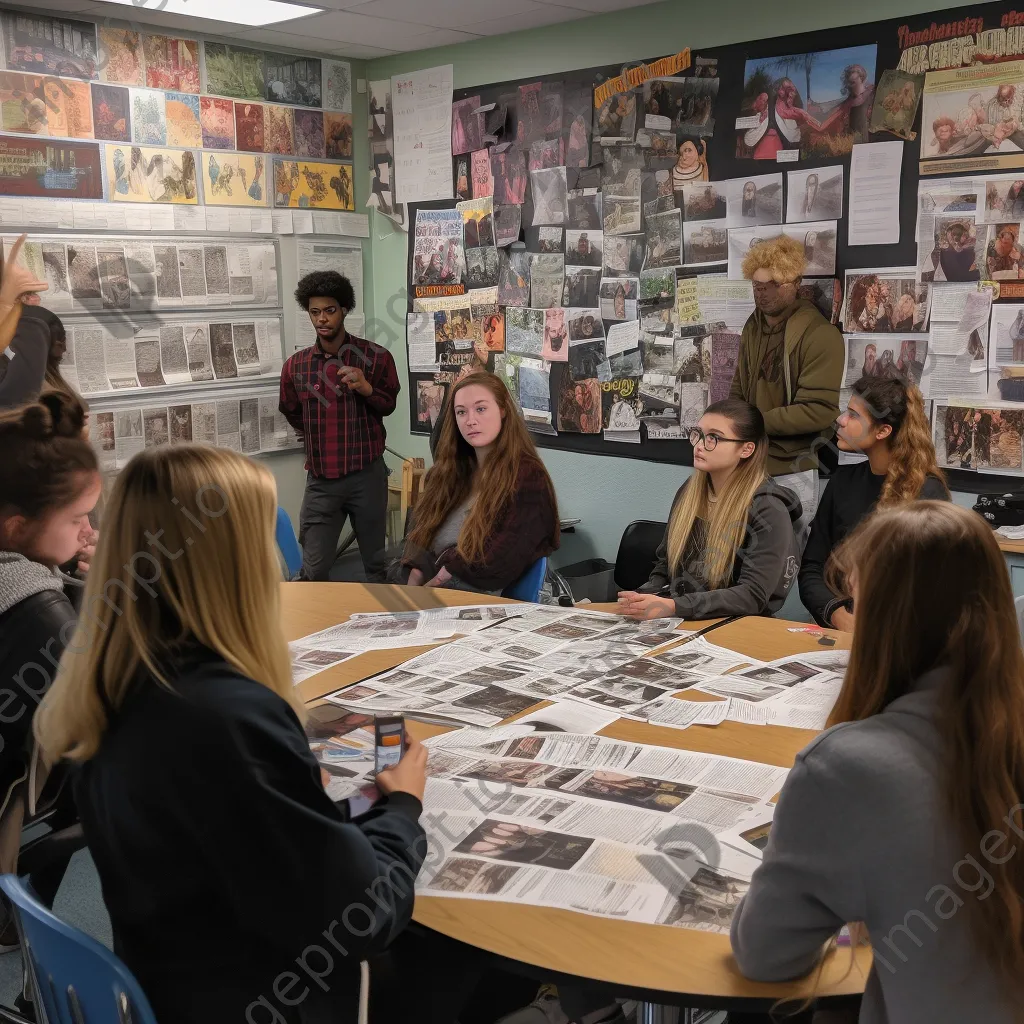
[827,502,1024,1007]
[407,372,559,566]
[850,375,947,505]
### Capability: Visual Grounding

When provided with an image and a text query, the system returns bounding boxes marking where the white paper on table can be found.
[848,140,903,246]
[515,701,619,735]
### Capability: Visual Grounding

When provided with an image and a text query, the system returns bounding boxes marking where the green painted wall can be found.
[359,0,994,571]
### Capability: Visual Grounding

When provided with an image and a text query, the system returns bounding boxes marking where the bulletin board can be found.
[405,1,1024,494]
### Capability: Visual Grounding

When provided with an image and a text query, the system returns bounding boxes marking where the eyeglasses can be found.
[688,427,747,451]
[751,280,793,295]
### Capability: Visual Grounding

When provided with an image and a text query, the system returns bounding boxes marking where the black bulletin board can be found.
[406,1,1021,493]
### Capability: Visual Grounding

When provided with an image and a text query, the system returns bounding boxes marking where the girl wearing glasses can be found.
[617,399,801,620]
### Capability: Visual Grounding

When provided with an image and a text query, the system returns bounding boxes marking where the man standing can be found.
[731,236,843,531]
[280,271,399,581]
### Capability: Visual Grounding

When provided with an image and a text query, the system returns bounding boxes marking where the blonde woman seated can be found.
[618,399,801,620]
[402,372,559,593]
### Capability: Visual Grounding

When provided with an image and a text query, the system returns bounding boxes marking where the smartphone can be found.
[374,715,405,775]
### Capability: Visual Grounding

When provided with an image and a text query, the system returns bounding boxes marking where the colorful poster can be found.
[98,27,143,86]
[265,53,321,107]
[92,84,131,142]
[0,73,46,135]
[471,149,493,199]
[43,79,93,139]
[294,109,325,158]
[144,35,200,93]
[166,92,201,148]
[265,104,294,155]
[324,59,352,113]
[2,14,97,79]
[106,145,198,204]
[920,61,1024,173]
[325,112,353,160]
[273,158,353,210]
[0,135,102,199]
[203,152,267,207]
[234,102,265,153]
[203,43,264,101]
[200,96,234,150]
[131,88,167,146]
[736,44,877,160]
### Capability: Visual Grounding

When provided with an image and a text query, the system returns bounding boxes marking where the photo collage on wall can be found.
[404,4,1024,486]
[0,12,354,210]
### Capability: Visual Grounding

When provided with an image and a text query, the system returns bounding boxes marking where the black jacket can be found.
[798,463,950,626]
[639,477,802,619]
[0,583,76,802]
[73,649,426,1024]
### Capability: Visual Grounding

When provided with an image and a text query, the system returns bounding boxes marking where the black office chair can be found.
[613,520,667,593]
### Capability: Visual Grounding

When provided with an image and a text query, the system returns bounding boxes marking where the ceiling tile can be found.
[554,0,661,11]
[329,43,399,58]
[386,26,483,49]
[233,26,341,48]
[464,4,590,33]
[349,0,541,26]
[261,8,440,46]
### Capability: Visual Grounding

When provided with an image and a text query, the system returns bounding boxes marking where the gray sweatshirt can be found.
[730,669,1016,1024]
[638,477,801,619]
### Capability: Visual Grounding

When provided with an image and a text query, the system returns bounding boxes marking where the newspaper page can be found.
[113,408,144,467]
[72,325,111,395]
[216,400,241,451]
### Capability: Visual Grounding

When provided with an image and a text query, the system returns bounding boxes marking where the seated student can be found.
[402,372,559,593]
[617,399,801,620]
[35,444,428,1024]
[731,502,1024,1023]
[799,375,948,630]
[0,392,99,917]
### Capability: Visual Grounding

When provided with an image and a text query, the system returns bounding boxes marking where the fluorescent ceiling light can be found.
[98,0,323,28]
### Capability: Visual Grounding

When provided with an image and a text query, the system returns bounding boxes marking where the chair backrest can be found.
[400,458,426,527]
[502,556,547,602]
[1016,595,1024,646]
[276,506,303,579]
[614,520,668,592]
[0,874,159,1024]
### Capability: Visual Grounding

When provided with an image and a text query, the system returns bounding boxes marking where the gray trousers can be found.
[298,458,389,582]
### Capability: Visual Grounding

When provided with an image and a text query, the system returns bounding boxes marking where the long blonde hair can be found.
[35,444,298,763]
[667,400,769,588]
[829,502,1024,1005]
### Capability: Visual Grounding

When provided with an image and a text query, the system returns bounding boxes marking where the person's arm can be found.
[277,360,305,436]
[797,479,845,628]
[728,326,750,401]
[209,690,426,959]
[672,497,796,619]
[731,744,859,982]
[359,347,400,417]
[0,315,48,409]
[761,322,844,438]
[437,466,557,591]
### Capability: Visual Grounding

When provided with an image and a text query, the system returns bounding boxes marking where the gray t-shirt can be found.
[431,495,474,558]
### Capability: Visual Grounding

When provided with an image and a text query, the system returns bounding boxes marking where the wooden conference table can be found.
[283,583,870,1014]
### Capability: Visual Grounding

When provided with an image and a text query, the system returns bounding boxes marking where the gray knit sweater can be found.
[731,668,1016,1024]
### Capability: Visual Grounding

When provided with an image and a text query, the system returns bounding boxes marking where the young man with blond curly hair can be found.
[730,235,843,532]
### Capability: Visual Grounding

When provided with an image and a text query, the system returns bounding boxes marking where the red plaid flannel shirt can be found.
[279,333,400,479]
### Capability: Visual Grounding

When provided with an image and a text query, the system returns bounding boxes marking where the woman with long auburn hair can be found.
[404,372,559,592]
[799,375,949,629]
[732,502,1024,1023]
[36,444,427,1024]
[618,399,801,620]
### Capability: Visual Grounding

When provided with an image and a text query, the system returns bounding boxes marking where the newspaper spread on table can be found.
[414,726,784,930]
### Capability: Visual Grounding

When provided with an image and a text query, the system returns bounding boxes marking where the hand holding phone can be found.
[374,716,405,773]
[375,733,428,803]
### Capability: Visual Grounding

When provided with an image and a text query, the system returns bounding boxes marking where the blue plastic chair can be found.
[0,874,158,1024]
[276,506,303,579]
[501,556,547,602]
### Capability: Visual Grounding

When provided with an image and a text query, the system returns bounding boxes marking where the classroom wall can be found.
[361,0,991,566]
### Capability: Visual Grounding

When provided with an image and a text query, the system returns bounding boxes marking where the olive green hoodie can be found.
[729,298,844,476]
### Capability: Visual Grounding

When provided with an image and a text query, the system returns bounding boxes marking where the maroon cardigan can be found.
[409,459,559,592]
